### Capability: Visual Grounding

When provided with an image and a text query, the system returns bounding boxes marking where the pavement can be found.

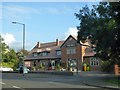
[77,71,120,90]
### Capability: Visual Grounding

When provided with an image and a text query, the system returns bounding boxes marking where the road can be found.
[0,72,111,90]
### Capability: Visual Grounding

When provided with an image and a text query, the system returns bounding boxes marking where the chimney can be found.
[37,42,41,48]
[56,39,59,46]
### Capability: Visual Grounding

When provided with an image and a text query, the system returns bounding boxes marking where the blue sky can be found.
[1,2,99,51]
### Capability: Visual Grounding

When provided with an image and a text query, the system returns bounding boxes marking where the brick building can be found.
[24,35,101,71]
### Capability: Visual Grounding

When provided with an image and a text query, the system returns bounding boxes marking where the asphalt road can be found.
[1,73,111,90]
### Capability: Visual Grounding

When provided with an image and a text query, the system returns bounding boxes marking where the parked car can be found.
[0,66,13,71]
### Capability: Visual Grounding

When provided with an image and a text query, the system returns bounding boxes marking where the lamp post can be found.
[12,22,25,53]
[12,22,25,75]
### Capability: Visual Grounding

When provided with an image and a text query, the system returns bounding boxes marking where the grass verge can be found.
[104,76,120,85]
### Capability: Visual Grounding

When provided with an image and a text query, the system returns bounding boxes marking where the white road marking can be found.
[0,82,6,85]
[0,82,25,90]
[13,86,21,88]
[13,85,25,90]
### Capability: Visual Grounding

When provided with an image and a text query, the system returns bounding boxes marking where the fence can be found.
[115,64,120,75]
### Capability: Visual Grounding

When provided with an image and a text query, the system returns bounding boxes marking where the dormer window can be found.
[56,50,61,55]
[33,52,38,57]
[42,52,47,56]
[42,51,49,56]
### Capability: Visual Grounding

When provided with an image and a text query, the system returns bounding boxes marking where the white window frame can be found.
[90,57,99,66]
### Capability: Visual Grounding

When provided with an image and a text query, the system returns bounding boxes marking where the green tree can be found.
[75,2,120,71]
[0,35,9,57]
[2,49,19,70]
[0,35,20,70]
[17,49,29,57]
[0,35,9,63]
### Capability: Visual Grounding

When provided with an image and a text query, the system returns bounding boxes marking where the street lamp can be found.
[12,21,25,75]
[12,22,25,53]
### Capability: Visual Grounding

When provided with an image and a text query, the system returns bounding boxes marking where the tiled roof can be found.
[25,40,64,60]
[83,47,96,57]
[84,52,96,57]
[34,41,63,48]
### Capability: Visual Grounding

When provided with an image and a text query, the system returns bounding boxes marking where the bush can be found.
[56,64,61,71]
[101,61,114,72]
[38,63,45,70]
[31,66,36,71]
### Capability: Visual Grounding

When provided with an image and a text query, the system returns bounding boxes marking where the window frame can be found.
[90,57,99,66]
[66,47,76,54]
[33,52,38,57]
[56,50,61,56]
[42,52,48,56]
[68,59,77,67]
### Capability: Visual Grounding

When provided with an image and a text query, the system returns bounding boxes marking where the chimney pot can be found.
[56,39,59,46]
[37,42,41,48]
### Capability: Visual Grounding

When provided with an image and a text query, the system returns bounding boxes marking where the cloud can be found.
[1,33,16,45]
[1,33,33,51]
[10,41,31,51]
[65,27,78,39]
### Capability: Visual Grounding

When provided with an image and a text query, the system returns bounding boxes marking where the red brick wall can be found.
[83,57,101,71]
[61,44,83,70]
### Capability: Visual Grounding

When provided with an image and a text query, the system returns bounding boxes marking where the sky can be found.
[1,1,100,51]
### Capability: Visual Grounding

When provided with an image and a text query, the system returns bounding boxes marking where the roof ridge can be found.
[40,40,64,45]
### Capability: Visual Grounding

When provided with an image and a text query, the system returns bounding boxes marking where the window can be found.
[25,61,30,67]
[56,50,61,55]
[68,59,77,67]
[67,47,76,54]
[51,61,55,66]
[42,52,47,56]
[66,43,76,47]
[90,57,99,66]
[33,53,38,57]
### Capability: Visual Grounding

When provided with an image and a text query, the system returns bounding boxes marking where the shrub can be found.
[38,63,45,70]
[56,64,61,70]
[101,61,114,72]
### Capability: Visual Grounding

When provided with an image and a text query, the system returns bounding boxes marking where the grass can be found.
[104,77,120,85]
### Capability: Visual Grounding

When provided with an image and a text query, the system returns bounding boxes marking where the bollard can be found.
[115,64,119,75]
[84,63,87,71]
[87,66,90,71]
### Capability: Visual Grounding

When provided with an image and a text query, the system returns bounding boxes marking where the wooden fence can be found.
[115,64,120,75]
